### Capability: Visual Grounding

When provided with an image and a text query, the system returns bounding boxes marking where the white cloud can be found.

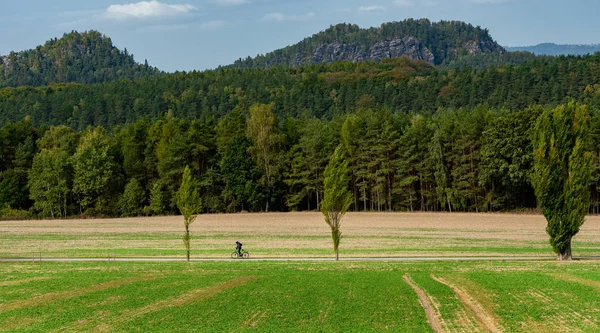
[469,0,511,3]
[142,20,228,32]
[103,1,197,20]
[389,0,510,8]
[393,0,413,7]
[208,0,249,5]
[421,0,438,6]
[262,12,316,22]
[359,5,386,12]
[200,20,228,30]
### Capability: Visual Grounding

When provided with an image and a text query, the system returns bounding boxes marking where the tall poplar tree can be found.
[177,166,202,261]
[321,146,352,261]
[532,102,592,260]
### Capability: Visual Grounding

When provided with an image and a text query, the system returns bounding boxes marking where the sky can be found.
[2,0,600,72]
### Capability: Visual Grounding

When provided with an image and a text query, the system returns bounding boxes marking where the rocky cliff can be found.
[230,19,505,69]
[307,37,435,65]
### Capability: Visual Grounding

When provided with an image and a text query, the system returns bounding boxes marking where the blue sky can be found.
[2,0,599,72]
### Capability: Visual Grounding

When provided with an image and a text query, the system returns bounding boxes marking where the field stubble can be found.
[1,212,600,258]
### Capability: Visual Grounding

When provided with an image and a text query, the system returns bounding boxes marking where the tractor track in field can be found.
[431,274,503,333]
[403,274,445,333]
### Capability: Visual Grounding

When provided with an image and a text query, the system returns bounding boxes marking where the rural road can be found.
[3,256,595,262]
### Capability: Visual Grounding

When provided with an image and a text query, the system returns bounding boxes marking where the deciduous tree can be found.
[247,103,283,211]
[73,127,117,214]
[321,146,352,261]
[532,102,592,260]
[177,166,202,261]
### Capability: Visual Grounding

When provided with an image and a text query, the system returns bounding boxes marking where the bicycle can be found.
[231,249,249,259]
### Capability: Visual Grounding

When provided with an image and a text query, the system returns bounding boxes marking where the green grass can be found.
[2,261,600,332]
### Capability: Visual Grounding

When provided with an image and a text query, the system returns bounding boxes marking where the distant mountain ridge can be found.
[506,43,600,56]
[0,31,160,88]
[230,19,505,69]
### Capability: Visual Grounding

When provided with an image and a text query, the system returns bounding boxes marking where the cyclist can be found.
[235,241,243,257]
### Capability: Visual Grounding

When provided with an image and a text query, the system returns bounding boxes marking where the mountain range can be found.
[505,43,600,56]
[0,19,508,88]
[3,20,598,89]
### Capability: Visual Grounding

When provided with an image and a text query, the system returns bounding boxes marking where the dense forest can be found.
[0,31,160,88]
[230,19,504,69]
[1,54,600,131]
[441,51,550,70]
[2,97,600,219]
[2,24,600,218]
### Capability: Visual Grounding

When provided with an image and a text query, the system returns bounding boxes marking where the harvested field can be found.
[2,212,600,258]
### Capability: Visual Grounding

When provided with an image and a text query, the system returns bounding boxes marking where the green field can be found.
[3,213,600,332]
[2,261,600,332]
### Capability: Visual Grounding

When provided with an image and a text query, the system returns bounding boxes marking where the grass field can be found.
[1,261,600,332]
[2,212,600,259]
[3,213,600,332]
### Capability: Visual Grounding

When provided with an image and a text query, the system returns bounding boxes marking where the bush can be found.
[118,178,146,217]
[0,204,32,220]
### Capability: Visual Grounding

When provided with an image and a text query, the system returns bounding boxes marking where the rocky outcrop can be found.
[306,37,435,65]
[230,20,507,69]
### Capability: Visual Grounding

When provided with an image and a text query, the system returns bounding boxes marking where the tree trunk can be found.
[409,185,413,212]
[335,248,339,261]
[363,187,367,212]
[557,241,573,261]
[184,228,191,262]
[420,173,424,212]
[388,175,392,211]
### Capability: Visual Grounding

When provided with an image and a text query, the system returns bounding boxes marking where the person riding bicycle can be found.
[235,241,243,256]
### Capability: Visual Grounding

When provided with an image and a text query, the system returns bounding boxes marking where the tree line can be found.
[2,100,600,219]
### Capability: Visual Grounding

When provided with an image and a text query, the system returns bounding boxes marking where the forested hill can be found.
[2,54,600,130]
[230,19,505,69]
[0,31,160,88]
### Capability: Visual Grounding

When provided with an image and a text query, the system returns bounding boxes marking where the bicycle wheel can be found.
[242,252,249,259]
[231,252,239,259]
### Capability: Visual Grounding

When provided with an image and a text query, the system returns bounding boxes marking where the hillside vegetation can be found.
[230,19,504,69]
[0,31,159,87]
[2,54,600,129]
